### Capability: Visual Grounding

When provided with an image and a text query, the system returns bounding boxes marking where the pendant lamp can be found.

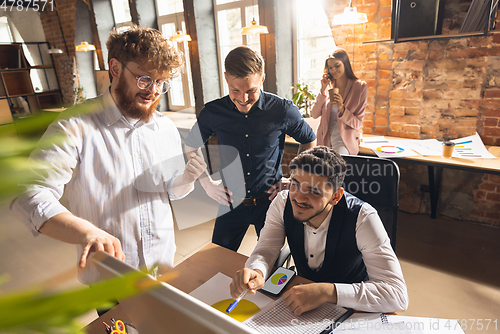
[241,0,268,35]
[241,20,269,35]
[75,41,96,52]
[332,0,368,26]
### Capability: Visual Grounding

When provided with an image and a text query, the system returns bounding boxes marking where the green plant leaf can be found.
[0,270,152,333]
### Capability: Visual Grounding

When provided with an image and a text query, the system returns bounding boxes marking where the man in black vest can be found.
[230,146,408,315]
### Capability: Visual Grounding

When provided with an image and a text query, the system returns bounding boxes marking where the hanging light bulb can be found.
[170,30,192,43]
[170,12,192,43]
[332,0,368,26]
[47,45,63,54]
[241,0,268,35]
[75,41,96,52]
[241,19,269,35]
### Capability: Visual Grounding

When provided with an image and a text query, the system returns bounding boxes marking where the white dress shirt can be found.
[10,90,190,284]
[246,190,409,313]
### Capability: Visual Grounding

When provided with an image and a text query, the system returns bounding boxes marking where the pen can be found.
[103,321,111,334]
[226,287,249,313]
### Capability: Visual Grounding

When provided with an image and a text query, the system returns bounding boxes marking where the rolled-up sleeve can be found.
[245,191,288,279]
[335,203,409,313]
[10,117,81,236]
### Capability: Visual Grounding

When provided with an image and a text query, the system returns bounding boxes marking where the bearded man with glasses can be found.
[10,26,206,290]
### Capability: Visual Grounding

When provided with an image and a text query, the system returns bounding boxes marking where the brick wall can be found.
[322,0,500,225]
[39,0,77,105]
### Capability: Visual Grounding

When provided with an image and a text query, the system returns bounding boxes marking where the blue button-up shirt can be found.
[185,91,316,198]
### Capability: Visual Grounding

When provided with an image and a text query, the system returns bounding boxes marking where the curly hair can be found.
[106,25,184,82]
[224,45,264,78]
[290,146,347,191]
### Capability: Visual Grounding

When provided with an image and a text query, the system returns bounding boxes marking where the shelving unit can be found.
[0,42,63,126]
[36,92,63,109]
[1,71,35,97]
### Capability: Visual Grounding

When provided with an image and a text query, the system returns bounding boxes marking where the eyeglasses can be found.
[121,62,170,94]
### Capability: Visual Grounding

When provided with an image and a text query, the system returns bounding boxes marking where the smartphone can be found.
[327,73,333,81]
[260,267,296,297]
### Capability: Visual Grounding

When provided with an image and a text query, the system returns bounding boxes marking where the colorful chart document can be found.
[366,140,418,158]
[189,272,274,322]
[189,272,353,333]
[364,133,497,159]
[451,133,496,159]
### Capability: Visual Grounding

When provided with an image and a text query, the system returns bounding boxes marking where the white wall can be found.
[1,10,46,43]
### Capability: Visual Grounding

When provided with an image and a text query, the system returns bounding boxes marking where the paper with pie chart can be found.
[366,140,418,158]
[189,272,273,322]
[261,267,293,295]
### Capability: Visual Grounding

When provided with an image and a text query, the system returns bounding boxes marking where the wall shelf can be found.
[36,91,63,109]
[1,71,35,97]
[0,42,62,124]
[0,44,27,70]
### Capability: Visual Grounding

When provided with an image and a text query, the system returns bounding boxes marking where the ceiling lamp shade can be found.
[75,41,96,52]
[241,20,269,35]
[170,30,192,43]
[47,46,63,54]
[332,1,368,25]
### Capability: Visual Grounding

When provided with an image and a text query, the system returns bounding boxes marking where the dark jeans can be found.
[212,199,271,251]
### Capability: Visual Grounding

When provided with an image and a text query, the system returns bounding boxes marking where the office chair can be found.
[274,154,400,268]
[341,154,399,251]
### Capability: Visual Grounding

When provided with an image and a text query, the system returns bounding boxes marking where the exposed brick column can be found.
[39,0,77,106]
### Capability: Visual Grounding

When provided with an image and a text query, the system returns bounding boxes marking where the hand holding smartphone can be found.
[259,267,296,297]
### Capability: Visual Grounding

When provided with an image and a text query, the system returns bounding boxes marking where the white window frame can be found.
[156,2,194,111]
[213,0,260,96]
[0,16,14,43]
[110,0,133,29]
[292,0,336,93]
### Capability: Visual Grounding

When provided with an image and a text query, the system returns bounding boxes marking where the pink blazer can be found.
[311,79,367,155]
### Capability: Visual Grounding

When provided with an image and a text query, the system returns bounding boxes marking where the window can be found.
[215,0,240,4]
[214,0,262,95]
[110,0,132,29]
[0,17,13,43]
[156,0,195,111]
[1,18,51,95]
[157,0,184,15]
[294,0,336,94]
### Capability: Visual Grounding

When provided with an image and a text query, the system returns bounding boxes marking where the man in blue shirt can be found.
[185,46,316,251]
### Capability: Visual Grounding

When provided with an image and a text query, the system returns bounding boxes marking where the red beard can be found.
[114,74,161,121]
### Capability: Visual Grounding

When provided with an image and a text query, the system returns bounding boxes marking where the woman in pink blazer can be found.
[311,49,367,155]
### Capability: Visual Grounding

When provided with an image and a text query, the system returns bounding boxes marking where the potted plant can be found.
[74,86,87,105]
[292,83,316,118]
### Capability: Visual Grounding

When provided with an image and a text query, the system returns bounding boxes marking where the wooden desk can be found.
[162,243,309,294]
[359,135,500,218]
[84,244,310,333]
[287,133,500,218]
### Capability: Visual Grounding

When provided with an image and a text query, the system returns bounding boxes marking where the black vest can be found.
[283,191,369,284]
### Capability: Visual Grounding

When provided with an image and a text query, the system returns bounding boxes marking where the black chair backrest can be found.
[341,155,400,251]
